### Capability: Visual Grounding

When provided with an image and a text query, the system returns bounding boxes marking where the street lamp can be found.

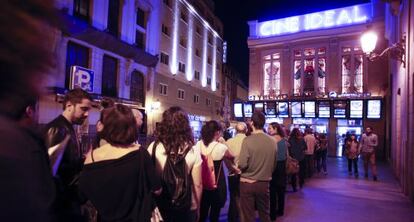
[360,31,406,67]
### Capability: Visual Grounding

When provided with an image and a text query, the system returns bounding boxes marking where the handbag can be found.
[286,148,300,175]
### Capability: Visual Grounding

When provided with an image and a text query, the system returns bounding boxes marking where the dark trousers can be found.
[291,160,306,190]
[304,154,314,178]
[316,150,327,173]
[240,181,271,222]
[269,161,286,220]
[348,158,359,175]
[227,174,241,222]
[199,189,222,222]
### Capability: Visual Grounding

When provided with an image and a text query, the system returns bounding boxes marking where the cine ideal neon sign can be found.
[257,3,372,37]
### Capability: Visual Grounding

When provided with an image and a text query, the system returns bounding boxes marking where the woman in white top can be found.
[148,106,202,222]
[197,120,236,222]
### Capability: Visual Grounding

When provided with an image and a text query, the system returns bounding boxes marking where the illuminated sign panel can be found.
[257,3,371,37]
[304,101,316,118]
[244,103,253,118]
[234,103,243,118]
[278,102,289,118]
[291,102,302,118]
[350,100,363,118]
[318,101,330,118]
[367,100,381,119]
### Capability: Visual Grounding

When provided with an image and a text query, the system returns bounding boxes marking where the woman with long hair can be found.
[267,122,288,219]
[288,128,307,191]
[148,106,202,222]
[79,104,161,222]
[197,120,235,222]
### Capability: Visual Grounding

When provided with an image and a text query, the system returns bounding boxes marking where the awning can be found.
[60,13,158,67]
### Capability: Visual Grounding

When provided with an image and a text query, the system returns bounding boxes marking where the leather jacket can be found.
[44,115,84,214]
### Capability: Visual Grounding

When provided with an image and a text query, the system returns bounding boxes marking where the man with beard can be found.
[360,126,379,181]
[44,88,92,221]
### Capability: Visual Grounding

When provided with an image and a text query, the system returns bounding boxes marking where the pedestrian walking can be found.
[148,106,203,222]
[345,134,360,178]
[304,128,317,178]
[267,122,288,220]
[225,122,247,222]
[288,128,307,191]
[315,133,328,175]
[79,104,161,222]
[239,112,277,222]
[360,127,379,181]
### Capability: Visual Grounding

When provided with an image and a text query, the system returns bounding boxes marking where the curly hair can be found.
[201,120,222,146]
[154,106,194,154]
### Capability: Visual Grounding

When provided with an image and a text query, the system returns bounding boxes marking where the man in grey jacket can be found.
[239,112,277,222]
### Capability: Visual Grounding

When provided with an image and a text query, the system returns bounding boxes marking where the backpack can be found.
[151,142,192,211]
[200,143,222,190]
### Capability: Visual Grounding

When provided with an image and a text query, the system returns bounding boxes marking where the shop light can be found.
[360,31,406,67]
[151,100,161,111]
[211,35,217,91]
[201,27,208,87]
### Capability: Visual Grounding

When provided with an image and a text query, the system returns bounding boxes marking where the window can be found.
[196,26,201,35]
[263,52,281,97]
[179,62,185,73]
[73,0,90,21]
[208,35,212,45]
[178,89,185,100]
[160,52,169,65]
[135,31,145,49]
[194,70,200,80]
[180,10,188,23]
[162,24,170,36]
[207,56,212,65]
[130,70,145,103]
[341,46,363,93]
[107,0,120,37]
[159,83,168,95]
[193,94,199,103]
[195,48,201,57]
[102,55,118,97]
[163,0,171,8]
[136,8,147,50]
[216,82,220,90]
[206,98,211,106]
[292,47,326,96]
[136,8,147,28]
[207,77,211,86]
[179,36,187,48]
[65,41,89,88]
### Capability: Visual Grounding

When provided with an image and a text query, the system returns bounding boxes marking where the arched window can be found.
[130,70,145,104]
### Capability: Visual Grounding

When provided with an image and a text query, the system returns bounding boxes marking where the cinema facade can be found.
[245,1,390,157]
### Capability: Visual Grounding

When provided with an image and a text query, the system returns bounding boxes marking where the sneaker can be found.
[373,176,378,181]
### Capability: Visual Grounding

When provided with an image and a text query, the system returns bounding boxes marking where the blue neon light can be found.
[257,3,371,37]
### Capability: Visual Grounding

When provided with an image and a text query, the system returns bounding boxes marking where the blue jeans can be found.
[316,149,327,173]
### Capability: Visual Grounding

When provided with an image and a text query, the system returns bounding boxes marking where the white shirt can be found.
[147,142,202,175]
[195,140,227,161]
[304,134,317,155]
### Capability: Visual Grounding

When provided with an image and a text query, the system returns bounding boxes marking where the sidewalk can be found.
[219,157,414,222]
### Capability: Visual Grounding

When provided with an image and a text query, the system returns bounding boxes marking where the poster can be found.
[350,100,363,118]
[367,100,381,119]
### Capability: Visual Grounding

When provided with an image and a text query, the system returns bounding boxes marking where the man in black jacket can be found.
[44,88,92,221]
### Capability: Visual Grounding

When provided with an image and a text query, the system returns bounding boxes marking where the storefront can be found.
[246,1,388,157]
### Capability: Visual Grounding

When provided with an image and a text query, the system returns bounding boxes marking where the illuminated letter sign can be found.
[257,3,371,37]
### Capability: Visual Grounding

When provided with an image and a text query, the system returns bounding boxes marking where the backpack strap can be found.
[151,140,159,165]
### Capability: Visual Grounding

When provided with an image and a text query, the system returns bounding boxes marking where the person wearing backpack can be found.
[148,106,202,222]
[197,120,237,222]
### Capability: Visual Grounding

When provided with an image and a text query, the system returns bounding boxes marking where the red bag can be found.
[200,143,221,190]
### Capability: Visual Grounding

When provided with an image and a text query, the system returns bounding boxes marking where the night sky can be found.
[212,0,370,86]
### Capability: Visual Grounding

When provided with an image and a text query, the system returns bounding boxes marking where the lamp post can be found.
[360,31,406,67]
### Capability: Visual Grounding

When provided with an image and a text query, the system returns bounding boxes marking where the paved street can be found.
[219,158,414,222]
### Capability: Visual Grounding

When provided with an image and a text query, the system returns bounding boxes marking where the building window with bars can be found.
[263,52,281,97]
[135,8,148,50]
[162,24,170,37]
[160,52,169,65]
[178,89,185,100]
[193,94,199,103]
[159,83,168,95]
[102,55,118,97]
[179,62,186,73]
[73,0,90,21]
[194,70,200,80]
[341,46,363,93]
